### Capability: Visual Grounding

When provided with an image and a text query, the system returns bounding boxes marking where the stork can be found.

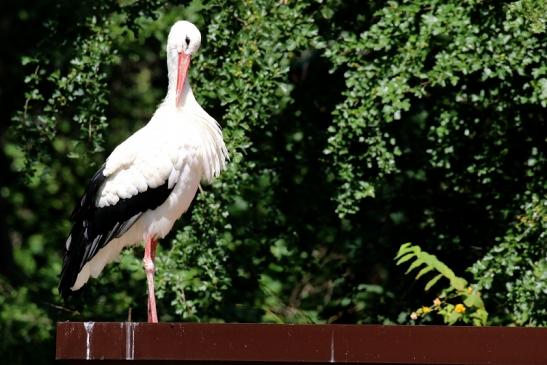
[59,21,228,323]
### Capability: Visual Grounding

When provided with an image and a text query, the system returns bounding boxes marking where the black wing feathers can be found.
[59,163,174,298]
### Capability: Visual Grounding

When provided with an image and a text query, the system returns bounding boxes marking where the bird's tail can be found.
[58,224,86,299]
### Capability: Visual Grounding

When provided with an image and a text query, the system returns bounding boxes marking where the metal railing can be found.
[56,322,547,364]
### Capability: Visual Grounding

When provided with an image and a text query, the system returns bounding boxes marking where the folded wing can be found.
[59,138,184,297]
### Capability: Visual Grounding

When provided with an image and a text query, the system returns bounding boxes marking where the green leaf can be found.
[395,253,415,265]
[415,265,434,280]
[405,258,424,274]
[425,273,444,291]
[471,309,488,326]
[463,292,485,309]
[447,311,462,325]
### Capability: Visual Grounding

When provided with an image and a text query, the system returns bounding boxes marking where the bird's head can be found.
[166,21,202,107]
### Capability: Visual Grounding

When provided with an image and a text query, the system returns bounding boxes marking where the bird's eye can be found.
[185,36,190,46]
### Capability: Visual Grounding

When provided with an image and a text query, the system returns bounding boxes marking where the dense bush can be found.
[1,0,545,363]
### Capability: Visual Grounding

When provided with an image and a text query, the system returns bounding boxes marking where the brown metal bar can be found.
[56,322,547,364]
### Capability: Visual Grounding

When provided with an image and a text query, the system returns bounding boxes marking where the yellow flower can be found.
[433,298,441,306]
[410,312,418,320]
[421,306,432,314]
[467,287,473,294]
[455,304,466,313]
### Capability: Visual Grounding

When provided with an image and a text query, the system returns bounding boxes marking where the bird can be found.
[59,20,228,323]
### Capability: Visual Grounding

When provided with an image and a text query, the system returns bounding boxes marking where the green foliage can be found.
[13,17,114,167]
[396,243,487,325]
[509,0,547,33]
[2,0,546,363]
[0,276,54,363]
[471,195,547,326]
[325,0,547,217]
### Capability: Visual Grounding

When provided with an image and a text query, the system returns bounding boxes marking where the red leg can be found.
[151,238,158,261]
[144,237,159,323]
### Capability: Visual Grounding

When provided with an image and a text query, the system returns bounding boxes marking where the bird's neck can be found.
[165,79,198,110]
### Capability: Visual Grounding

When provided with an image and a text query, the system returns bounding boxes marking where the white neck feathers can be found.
[157,54,228,183]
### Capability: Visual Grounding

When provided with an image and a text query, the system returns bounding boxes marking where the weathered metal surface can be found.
[56,322,547,364]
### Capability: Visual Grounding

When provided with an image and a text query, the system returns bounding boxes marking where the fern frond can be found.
[395,243,468,292]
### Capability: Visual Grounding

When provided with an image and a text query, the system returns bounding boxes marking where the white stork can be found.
[59,21,228,323]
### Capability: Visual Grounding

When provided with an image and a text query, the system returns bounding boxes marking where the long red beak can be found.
[176,52,191,107]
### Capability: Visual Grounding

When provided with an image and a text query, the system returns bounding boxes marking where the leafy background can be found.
[0,0,545,363]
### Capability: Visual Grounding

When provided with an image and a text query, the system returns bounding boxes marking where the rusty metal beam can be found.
[56,322,547,364]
